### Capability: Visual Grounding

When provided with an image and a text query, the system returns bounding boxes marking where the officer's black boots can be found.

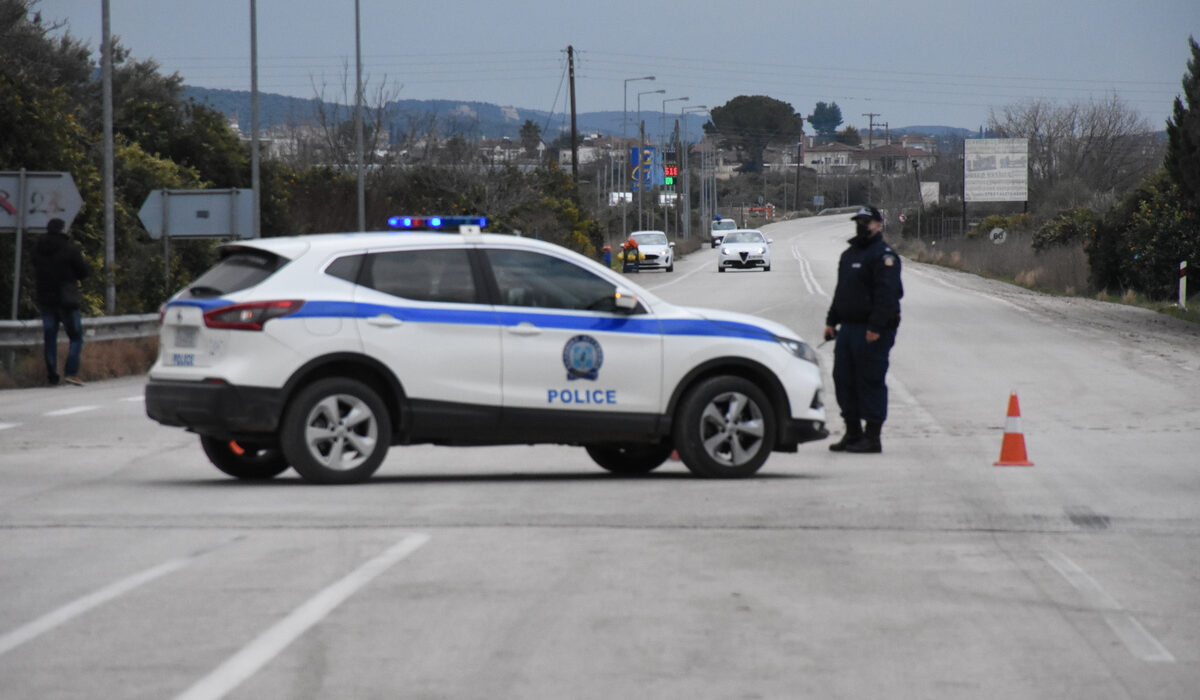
[828,421,863,452]
[844,422,883,454]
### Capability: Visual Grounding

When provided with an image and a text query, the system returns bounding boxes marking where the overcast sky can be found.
[43,0,1197,131]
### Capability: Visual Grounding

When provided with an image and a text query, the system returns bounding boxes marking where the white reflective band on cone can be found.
[1005,415,1022,433]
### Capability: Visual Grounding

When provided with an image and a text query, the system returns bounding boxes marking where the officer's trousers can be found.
[832,323,896,425]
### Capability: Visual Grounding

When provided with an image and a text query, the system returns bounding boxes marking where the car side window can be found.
[486,249,620,312]
[363,248,479,304]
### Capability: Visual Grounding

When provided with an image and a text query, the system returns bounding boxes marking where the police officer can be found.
[823,206,903,453]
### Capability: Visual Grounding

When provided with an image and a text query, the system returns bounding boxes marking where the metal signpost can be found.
[0,170,84,319]
[137,188,255,295]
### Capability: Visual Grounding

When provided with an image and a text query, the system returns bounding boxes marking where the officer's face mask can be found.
[854,220,873,239]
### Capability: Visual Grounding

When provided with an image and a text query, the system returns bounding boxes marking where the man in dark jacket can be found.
[32,218,89,386]
[823,206,903,453]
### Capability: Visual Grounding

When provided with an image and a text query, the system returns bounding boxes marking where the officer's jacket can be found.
[825,234,904,332]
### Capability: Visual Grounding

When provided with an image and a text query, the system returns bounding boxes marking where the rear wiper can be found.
[187,285,225,297]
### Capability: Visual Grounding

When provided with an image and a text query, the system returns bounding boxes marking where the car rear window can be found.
[177,248,288,299]
[713,220,737,231]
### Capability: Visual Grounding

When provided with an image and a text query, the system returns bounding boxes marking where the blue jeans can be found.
[42,308,83,383]
[832,323,896,425]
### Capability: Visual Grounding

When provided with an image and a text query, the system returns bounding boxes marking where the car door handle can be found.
[366,314,403,328]
[506,322,541,336]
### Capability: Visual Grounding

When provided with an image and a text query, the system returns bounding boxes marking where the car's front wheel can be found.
[199,436,289,480]
[585,443,674,474]
[674,376,777,478]
[281,378,392,484]
[666,262,674,272]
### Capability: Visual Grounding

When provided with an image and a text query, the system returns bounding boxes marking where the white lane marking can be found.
[120,395,144,402]
[641,257,711,292]
[0,554,200,657]
[174,533,431,700]
[1041,547,1175,663]
[0,423,18,432]
[906,264,1031,315]
[791,243,815,295]
[801,255,828,297]
[43,405,100,417]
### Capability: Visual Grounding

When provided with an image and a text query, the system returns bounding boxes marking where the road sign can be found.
[990,228,1008,245]
[965,138,1028,202]
[137,189,255,239]
[813,195,825,208]
[0,171,83,233]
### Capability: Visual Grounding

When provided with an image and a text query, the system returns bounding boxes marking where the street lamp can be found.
[636,89,665,231]
[681,105,708,145]
[623,76,654,139]
[637,88,666,135]
[662,96,689,145]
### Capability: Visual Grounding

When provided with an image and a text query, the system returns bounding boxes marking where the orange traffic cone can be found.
[994,392,1034,466]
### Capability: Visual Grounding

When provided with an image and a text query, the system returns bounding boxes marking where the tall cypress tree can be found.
[1166,37,1200,209]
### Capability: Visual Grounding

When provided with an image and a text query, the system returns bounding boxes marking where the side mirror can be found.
[613,290,639,312]
[767,238,774,243]
[669,241,676,247]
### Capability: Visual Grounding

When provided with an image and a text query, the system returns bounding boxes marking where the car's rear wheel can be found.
[674,376,777,478]
[199,436,289,480]
[281,378,392,484]
[585,443,674,474]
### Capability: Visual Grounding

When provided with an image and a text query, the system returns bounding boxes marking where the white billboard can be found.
[964,138,1028,202]
[920,182,940,206]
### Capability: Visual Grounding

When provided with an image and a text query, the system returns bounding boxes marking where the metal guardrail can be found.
[0,314,159,350]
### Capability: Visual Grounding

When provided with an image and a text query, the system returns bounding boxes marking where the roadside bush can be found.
[1033,208,1099,251]
[967,213,1029,239]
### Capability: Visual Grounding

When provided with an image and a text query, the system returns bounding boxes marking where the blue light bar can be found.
[386,216,488,230]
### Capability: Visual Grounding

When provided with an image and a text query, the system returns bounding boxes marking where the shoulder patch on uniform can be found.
[882,254,896,267]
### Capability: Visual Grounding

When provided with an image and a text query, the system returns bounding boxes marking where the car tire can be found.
[764,265,771,272]
[585,443,673,474]
[281,377,392,484]
[673,376,777,478]
[199,436,289,480]
[718,266,726,273]
[666,263,674,272]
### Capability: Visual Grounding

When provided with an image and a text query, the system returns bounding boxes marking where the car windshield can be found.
[713,220,737,231]
[633,232,668,246]
[724,231,765,244]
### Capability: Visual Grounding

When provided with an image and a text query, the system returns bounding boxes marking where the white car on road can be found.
[629,230,674,272]
[145,217,825,484]
[718,229,773,272]
[709,218,738,248]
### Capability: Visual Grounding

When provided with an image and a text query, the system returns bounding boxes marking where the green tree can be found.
[1166,36,1200,210]
[834,125,862,147]
[808,101,843,138]
[519,119,542,158]
[704,95,804,173]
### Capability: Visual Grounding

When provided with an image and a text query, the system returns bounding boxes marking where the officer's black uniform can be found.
[825,206,903,453]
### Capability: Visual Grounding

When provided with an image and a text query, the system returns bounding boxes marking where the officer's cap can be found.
[851,206,883,222]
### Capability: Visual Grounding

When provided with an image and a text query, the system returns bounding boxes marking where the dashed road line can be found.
[120,395,144,402]
[1041,547,1175,663]
[173,533,431,700]
[0,539,235,657]
[43,405,100,417]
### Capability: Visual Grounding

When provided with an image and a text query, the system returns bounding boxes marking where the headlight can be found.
[721,247,731,255]
[756,247,766,255]
[777,337,818,364]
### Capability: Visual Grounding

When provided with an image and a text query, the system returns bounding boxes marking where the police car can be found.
[145,216,827,484]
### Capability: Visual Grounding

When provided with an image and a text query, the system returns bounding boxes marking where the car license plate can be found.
[175,326,197,348]
[168,352,196,367]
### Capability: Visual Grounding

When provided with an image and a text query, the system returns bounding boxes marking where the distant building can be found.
[805,142,863,174]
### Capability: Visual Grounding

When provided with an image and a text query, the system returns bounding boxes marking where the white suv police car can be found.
[146,217,827,483]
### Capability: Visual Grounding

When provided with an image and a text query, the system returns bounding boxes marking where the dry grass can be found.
[897,233,1090,296]
[0,336,158,389]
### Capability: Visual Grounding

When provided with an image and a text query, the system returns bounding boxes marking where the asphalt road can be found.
[2,214,1198,699]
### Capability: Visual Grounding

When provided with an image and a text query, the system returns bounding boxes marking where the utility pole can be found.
[568,46,578,180]
[101,0,115,312]
[862,112,880,203]
[637,120,645,232]
[353,0,365,231]
[250,0,261,238]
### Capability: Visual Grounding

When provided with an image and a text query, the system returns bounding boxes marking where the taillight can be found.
[203,300,304,331]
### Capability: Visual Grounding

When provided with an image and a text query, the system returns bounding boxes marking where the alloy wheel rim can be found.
[304,394,378,471]
[698,391,765,466]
